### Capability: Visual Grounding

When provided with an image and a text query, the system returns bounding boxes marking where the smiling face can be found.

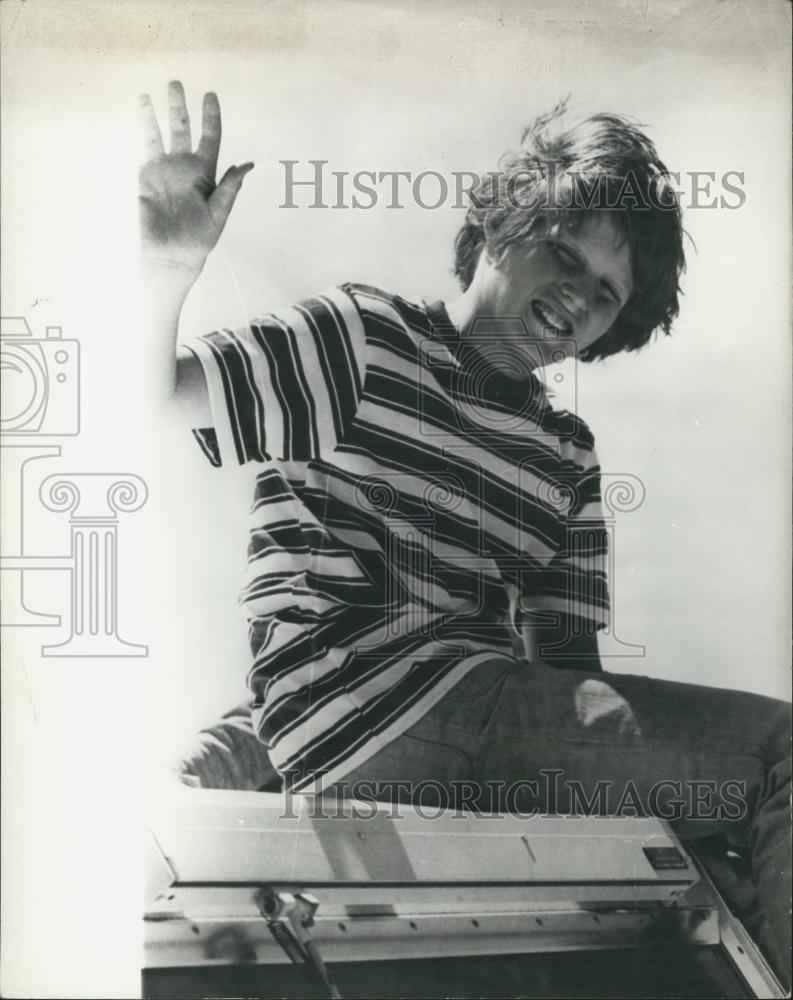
[462,213,634,374]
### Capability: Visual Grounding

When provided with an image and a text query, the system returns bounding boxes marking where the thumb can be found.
[208,162,254,227]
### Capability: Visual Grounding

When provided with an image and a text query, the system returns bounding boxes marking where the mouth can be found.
[531,298,573,337]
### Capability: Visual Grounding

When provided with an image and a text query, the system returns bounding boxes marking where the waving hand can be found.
[139,81,253,272]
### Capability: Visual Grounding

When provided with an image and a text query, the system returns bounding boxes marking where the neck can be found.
[444,288,543,378]
[444,287,478,339]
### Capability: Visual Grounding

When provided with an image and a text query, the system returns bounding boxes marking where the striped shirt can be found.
[188,283,609,792]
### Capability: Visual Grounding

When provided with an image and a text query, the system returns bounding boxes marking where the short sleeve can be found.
[516,437,610,631]
[186,286,366,467]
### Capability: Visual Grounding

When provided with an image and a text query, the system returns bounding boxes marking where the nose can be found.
[558,278,589,318]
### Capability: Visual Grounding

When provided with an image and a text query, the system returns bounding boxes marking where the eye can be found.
[599,283,620,306]
[549,241,579,266]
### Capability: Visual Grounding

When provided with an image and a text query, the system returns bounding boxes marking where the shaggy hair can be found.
[454,102,686,361]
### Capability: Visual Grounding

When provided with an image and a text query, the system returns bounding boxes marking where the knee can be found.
[573,679,642,738]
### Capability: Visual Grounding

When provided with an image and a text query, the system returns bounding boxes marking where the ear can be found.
[474,244,498,274]
[483,242,500,266]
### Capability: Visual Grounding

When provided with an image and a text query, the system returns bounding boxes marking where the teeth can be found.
[538,302,566,329]
[533,300,570,334]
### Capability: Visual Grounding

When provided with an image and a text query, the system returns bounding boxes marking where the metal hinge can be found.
[255,889,342,999]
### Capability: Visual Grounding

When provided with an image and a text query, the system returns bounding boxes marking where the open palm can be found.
[139,81,253,271]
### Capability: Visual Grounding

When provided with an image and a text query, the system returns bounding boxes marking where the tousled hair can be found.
[454,101,686,361]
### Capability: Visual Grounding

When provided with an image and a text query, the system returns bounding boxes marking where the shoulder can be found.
[544,404,600,470]
[552,408,596,450]
[339,283,434,337]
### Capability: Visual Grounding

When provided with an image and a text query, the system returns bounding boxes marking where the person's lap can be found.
[337,657,791,985]
[177,656,790,983]
[340,658,787,813]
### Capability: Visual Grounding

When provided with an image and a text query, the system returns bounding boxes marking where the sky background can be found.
[1,1,790,995]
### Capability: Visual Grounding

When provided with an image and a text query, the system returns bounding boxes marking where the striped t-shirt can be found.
[188,283,609,792]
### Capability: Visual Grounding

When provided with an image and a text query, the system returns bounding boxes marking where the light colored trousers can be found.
[180,659,791,987]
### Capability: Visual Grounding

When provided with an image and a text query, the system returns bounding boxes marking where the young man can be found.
[140,82,790,984]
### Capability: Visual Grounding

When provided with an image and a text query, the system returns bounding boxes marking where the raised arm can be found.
[139,81,253,422]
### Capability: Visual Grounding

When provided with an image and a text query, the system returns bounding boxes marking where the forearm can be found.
[176,702,280,791]
[140,258,210,423]
[140,258,196,398]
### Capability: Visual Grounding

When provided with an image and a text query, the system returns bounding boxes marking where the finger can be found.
[196,92,222,174]
[139,93,164,161]
[168,80,192,154]
[208,163,254,228]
